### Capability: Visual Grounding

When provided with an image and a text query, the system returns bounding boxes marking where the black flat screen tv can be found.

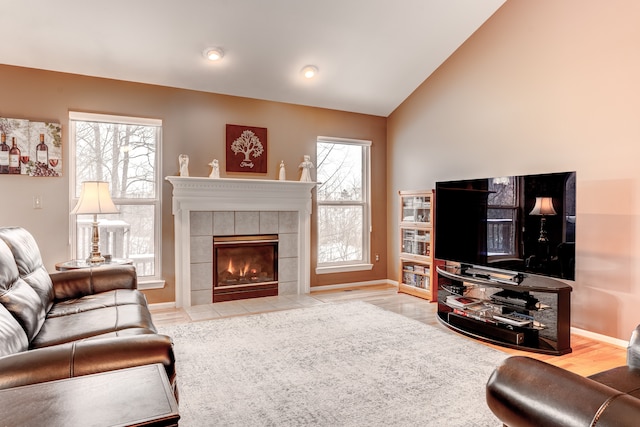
[434,171,576,280]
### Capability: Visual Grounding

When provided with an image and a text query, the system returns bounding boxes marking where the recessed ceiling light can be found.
[203,48,224,61]
[301,65,319,79]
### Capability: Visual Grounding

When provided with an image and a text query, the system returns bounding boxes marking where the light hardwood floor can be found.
[150,284,628,377]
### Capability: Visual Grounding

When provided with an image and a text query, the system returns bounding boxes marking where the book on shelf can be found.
[403,272,429,290]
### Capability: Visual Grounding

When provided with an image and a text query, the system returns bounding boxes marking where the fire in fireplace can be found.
[212,234,278,302]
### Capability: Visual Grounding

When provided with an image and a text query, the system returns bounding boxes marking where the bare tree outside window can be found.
[71,115,161,278]
[74,122,156,197]
[316,140,369,266]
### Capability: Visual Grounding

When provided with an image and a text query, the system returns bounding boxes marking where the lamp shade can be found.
[529,197,557,216]
[71,181,119,215]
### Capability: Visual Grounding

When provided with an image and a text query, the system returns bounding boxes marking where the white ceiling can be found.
[1,0,505,117]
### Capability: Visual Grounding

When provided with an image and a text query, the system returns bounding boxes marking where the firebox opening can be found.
[213,234,278,302]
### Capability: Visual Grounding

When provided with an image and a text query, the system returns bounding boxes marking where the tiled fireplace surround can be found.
[190,210,299,305]
[166,176,316,308]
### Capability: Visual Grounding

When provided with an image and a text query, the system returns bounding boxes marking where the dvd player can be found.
[490,290,538,308]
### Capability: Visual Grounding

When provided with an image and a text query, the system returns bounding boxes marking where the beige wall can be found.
[0,65,388,303]
[388,0,640,341]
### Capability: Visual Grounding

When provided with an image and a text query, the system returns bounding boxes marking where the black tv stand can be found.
[436,264,572,355]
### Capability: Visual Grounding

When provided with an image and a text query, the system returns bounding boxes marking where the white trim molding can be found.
[316,263,373,274]
[166,176,316,308]
[311,279,395,293]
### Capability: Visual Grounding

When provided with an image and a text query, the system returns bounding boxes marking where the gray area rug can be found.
[159,301,506,426]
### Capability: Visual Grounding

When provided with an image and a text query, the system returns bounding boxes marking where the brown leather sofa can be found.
[0,226,177,398]
[486,325,640,427]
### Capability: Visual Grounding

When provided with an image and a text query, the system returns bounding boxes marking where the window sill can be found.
[137,278,166,290]
[316,263,373,275]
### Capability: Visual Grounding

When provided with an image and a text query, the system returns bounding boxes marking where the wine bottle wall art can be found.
[0,117,62,177]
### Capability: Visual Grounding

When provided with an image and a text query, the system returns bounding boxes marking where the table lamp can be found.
[71,181,119,264]
[529,197,557,243]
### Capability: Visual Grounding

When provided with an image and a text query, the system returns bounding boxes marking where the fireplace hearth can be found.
[213,234,278,302]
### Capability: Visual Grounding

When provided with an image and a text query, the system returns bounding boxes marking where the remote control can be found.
[492,313,532,327]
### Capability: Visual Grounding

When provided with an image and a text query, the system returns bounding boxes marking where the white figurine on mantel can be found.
[179,154,189,177]
[278,160,286,180]
[298,155,313,182]
[208,159,220,178]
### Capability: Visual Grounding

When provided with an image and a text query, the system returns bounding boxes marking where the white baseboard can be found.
[570,326,628,348]
[149,301,176,310]
[311,279,396,293]
[138,279,166,290]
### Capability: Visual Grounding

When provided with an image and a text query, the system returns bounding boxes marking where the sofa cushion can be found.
[0,227,54,313]
[51,265,137,301]
[589,366,640,398]
[0,304,28,357]
[0,241,47,341]
[47,289,149,318]
[0,279,47,343]
[30,304,157,349]
[80,327,158,340]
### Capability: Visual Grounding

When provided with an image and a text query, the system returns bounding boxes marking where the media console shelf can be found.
[436,264,572,355]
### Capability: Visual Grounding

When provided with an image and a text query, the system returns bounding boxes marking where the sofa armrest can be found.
[486,356,640,427]
[0,334,175,394]
[50,264,137,300]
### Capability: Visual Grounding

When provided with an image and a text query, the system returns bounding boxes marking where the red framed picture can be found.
[226,124,267,174]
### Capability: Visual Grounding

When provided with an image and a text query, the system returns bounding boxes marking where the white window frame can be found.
[315,136,372,274]
[68,111,164,289]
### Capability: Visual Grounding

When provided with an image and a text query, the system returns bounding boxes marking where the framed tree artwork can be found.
[226,124,267,174]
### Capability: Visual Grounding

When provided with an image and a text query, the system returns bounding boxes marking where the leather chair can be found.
[486,325,640,426]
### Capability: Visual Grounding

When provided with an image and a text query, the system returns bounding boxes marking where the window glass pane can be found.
[317,142,362,202]
[318,205,363,263]
[487,209,516,256]
[71,115,160,279]
[488,176,515,206]
[75,204,155,276]
[74,121,157,199]
[487,177,517,257]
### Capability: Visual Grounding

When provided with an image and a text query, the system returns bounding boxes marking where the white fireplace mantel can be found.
[166,176,316,307]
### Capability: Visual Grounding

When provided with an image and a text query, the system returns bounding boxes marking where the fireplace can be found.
[213,234,278,302]
[166,176,315,308]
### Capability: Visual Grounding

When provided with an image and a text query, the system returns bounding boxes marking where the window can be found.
[69,112,163,288]
[487,176,519,259]
[316,137,371,273]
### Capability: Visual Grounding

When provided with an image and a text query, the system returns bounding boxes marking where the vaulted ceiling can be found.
[2,0,505,116]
